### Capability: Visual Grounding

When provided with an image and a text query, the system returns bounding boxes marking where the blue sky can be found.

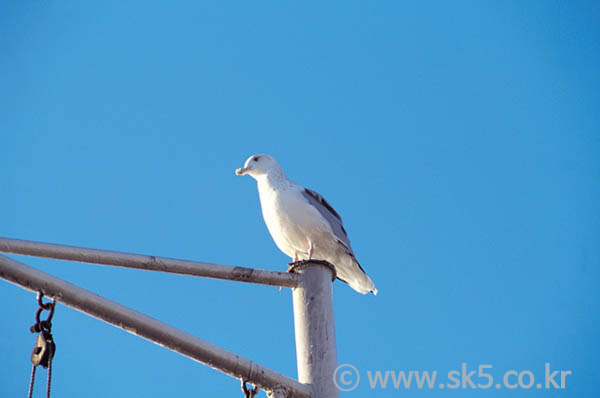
[1,1,598,397]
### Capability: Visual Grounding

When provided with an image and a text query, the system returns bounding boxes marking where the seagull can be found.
[236,154,377,295]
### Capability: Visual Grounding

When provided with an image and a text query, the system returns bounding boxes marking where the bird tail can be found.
[337,257,378,295]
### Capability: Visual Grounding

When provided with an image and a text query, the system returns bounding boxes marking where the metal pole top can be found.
[288,259,337,282]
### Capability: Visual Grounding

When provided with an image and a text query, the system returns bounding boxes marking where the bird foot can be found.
[287,262,298,273]
[287,259,337,281]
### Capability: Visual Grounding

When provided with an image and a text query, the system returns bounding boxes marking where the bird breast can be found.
[257,182,328,258]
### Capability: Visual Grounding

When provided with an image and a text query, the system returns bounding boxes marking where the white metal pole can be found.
[292,261,339,398]
[0,254,311,398]
[0,237,300,288]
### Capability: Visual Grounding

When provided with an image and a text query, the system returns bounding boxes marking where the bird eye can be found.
[253,156,260,162]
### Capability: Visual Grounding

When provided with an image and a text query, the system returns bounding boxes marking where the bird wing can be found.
[301,188,354,253]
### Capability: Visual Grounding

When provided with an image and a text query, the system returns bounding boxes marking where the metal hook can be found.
[30,292,56,333]
[241,379,259,398]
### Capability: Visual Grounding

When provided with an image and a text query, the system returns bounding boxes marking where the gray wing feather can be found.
[302,188,354,254]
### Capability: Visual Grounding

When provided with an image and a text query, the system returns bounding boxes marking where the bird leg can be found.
[287,252,300,273]
[287,245,314,273]
[282,254,299,290]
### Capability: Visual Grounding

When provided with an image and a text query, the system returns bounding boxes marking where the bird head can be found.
[235,154,282,179]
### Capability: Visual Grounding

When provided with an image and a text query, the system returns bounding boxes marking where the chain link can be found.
[27,292,56,398]
[241,380,259,398]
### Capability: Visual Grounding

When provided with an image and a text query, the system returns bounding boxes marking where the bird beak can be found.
[235,167,248,175]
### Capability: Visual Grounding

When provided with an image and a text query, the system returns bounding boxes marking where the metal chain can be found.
[27,292,57,398]
[241,380,259,398]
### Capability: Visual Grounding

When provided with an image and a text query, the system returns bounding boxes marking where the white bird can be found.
[236,154,377,295]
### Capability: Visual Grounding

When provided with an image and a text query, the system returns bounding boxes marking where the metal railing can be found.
[0,237,339,398]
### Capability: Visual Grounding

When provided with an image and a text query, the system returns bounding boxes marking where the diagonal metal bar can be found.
[0,254,311,398]
[0,237,300,288]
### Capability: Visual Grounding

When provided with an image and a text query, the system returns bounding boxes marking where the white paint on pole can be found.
[292,261,339,398]
[0,254,311,398]
[0,237,300,288]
